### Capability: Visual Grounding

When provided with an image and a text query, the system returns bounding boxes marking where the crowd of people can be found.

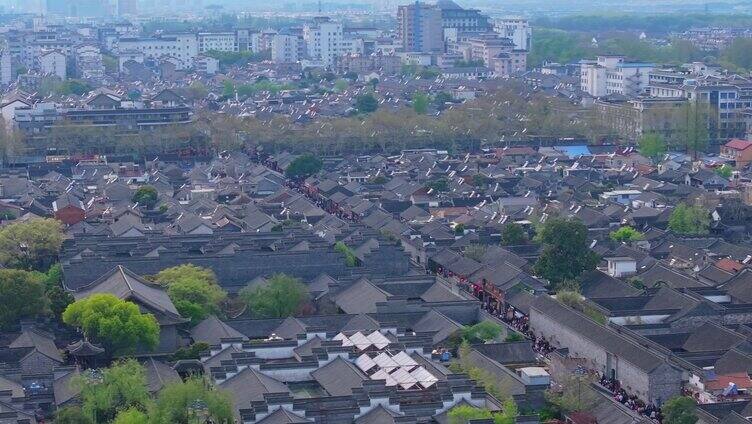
[469,280,664,422]
[600,375,663,422]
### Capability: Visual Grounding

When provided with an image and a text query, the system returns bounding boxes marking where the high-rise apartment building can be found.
[271,34,304,64]
[304,17,363,67]
[437,0,491,33]
[118,0,138,16]
[397,2,444,54]
[0,50,12,85]
[494,18,531,51]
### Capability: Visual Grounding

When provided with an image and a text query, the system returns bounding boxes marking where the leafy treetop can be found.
[285,154,323,180]
[533,218,599,287]
[609,226,644,242]
[0,218,63,271]
[662,396,698,424]
[668,203,710,235]
[0,269,47,329]
[356,93,379,113]
[638,133,667,162]
[132,186,158,209]
[239,273,310,318]
[62,294,160,355]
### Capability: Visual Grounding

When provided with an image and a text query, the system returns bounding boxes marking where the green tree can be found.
[356,93,378,113]
[413,92,430,114]
[54,407,94,424]
[132,185,158,209]
[62,294,160,355]
[609,226,644,242]
[150,377,234,424]
[501,222,527,246]
[222,80,235,98]
[43,263,73,319]
[448,401,517,424]
[448,405,493,424]
[721,38,752,71]
[638,133,667,162]
[0,269,47,329]
[546,373,600,413]
[533,218,599,287]
[75,359,151,423]
[434,91,452,110]
[715,164,733,179]
[462,321,503,343]
[334,79,349,92]
[113,408,149,424]
[679,102,711,159]
[154,265,225,324]
[57,79,92,96]
[556,290,606,324]
[0,218,63,270]
[167,278,227,325]
[426,178,449,192]
[454,341,514,401]
[239,273,309,318]
[663,396,698,424]
[155,264,218,287]
[285,154,323,180]
[102,55,118,74]
[170,342,210,361]
[505,332,524,342]
[334,241,359,267]
[471,174,490,187]
[668,203,710,235]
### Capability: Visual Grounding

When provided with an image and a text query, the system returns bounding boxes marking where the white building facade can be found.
[39,50,66,79]
[118,33,199,70]
[304,18,363,68]
[271,34,304,64]
[494,18,531,51]
[580,56,653,98]
[198,32,237,53]
[0,50,12,85]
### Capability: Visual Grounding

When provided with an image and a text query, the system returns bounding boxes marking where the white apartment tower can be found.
[39,50,66,80]
[271,34,304,63]
[304,17,362,67]
[580,55,653,98]
[494,18,531,51]
[0,50,12,85]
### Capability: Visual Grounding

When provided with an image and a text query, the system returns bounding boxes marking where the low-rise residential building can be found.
[721,139,752,168]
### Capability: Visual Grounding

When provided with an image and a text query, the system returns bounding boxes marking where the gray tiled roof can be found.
[73,266,185,324]
[311,357,368,396]
[192,315,248,345]
[531,295,667,373]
